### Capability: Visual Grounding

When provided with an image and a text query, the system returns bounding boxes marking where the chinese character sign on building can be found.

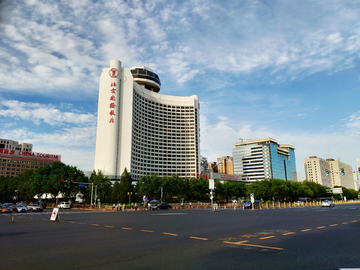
[108,70,119,124]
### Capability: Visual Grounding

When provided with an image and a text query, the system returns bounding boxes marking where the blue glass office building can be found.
[232,138,296,182]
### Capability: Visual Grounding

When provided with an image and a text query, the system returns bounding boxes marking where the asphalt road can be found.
[1,204,360,270]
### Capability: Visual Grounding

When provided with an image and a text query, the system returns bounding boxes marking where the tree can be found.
[16,169,36,202]
[111,180,121,203]
[136,173,162,201]
[89,170,112,203]
[302,180,328,199]
[118,168,133,203]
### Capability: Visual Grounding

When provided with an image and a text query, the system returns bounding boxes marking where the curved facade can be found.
[94,60,200,180]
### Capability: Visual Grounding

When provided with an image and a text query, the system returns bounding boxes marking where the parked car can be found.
[4,203,14,209]
[27,203,43,212]
[321,200,335,207]
[243,200,261,209]
[154,203,172,210]
[1,205,13,213]
[295,201,304,206]
[13,204,27,213]
[57,202,71,209]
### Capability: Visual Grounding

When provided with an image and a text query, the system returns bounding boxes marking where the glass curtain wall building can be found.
[94,60,200,180]
[232,138,296,182]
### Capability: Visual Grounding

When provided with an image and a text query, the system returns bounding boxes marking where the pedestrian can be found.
[112,204,115,211]
[135,202,138,211]
[149,203,151,210]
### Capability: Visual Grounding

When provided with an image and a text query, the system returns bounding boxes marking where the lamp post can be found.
[127,192,132,206]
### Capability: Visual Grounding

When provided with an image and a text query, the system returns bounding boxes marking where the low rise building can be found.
[0,138,61,177]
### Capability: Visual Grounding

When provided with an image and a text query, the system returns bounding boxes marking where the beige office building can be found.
[217,156,234,175]
[304,156,355,189]
[304,156,332,187]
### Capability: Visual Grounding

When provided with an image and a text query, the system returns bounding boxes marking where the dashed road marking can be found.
[163,232,178,236]
[301,229,312,232]
[68,221,75,223]
[317,226,326,229]
[121,227,133,230]
[259,236,275,240]
[190,236,208,241]
[104,225,113,228]
[342,222,349,224]
[223,240,283,251]
[282,232,295,235]
[140,230,154,233]
[91,224,99,226]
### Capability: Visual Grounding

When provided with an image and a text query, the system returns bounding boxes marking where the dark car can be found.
[243,200,261,209]
[154,203,172,210]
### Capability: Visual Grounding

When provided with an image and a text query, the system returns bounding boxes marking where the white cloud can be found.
[327,32,343,43]
[200,111,359,178]
[0,100,96,126]
[0,126,96,171]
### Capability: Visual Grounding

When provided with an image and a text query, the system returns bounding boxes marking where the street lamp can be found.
[127,192,132,206]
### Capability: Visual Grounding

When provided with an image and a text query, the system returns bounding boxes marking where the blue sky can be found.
[0,0,359,179]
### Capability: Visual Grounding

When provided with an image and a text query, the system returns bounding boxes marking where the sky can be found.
[0,0,359,180]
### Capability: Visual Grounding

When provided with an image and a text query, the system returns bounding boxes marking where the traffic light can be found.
[341,168,345,175]
[70,179,74,186]
[358,167,360,175]
[325,169,329,176]
[61,179,64,184]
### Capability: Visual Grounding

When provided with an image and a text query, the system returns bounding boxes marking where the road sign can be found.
[250,193,254,203]
[78,184,86,188]
[209,179,214,189]
[50,208,59,221]
[332,187,342,194]
[143,195,146,201]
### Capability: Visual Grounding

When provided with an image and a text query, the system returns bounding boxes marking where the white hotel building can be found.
[94,60,200,180]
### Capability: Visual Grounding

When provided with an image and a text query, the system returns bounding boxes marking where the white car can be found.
[321,200,335,207]
[13,204,27,213]
[57,202,71,209]
[27,203,43,212]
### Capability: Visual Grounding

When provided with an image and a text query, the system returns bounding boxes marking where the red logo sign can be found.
[109,68,119,78]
